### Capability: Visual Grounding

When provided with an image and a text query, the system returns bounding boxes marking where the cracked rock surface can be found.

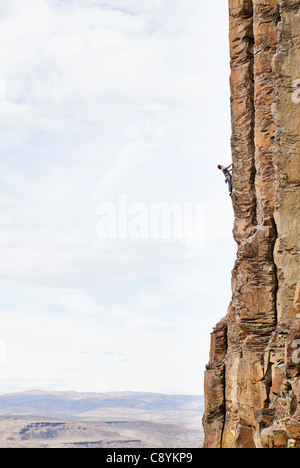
[203,0,300,449]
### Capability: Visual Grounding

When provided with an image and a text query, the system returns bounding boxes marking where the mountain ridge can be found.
[0,389,203,422]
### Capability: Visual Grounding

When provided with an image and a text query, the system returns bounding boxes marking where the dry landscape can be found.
[0,390,204,448]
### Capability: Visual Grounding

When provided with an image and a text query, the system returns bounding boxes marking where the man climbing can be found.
[218,163,233,196]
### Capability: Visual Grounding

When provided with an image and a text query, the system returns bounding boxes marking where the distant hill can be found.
[0,390,204,422]
[0,390,204,448]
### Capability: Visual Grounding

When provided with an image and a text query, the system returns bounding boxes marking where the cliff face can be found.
[203,0,300,448]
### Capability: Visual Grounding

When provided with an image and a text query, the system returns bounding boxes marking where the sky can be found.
[0,0,236,395]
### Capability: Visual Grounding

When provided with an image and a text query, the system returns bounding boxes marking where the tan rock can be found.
[202,318,227,448]
[294,282,300,316]
[271,362,285,395]
[203,0,300,449]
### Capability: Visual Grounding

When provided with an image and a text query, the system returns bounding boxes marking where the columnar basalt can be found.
[203,0,300,448]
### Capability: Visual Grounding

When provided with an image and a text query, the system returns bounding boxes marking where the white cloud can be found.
[0,0,234,394]
[0,274,224,394]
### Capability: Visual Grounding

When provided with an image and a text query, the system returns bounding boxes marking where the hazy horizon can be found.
[0,388,204,396]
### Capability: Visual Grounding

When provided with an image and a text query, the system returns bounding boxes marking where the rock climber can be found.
[218,163,233,196]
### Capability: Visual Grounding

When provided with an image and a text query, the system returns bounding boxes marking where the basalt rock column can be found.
[203,0,300,448]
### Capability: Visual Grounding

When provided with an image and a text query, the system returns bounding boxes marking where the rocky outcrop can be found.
[203,0,300,448]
